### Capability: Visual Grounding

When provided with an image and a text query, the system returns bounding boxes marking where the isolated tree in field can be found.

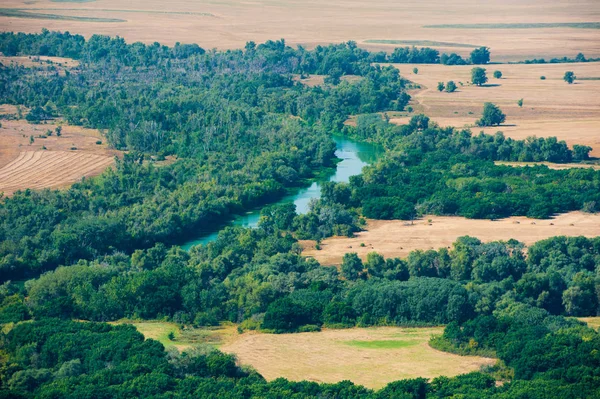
[437,82,445,92]
[476,102,506,126]
[413,67,419,74]
[471,67,488,86]
[446,81,457,93]
[29,135,34,145]
[493,70,502,79]
[517,98,523,107]
[563,71,576,84]
[470,47,490,64]
[341,253,364,281]
[55,126,62,136]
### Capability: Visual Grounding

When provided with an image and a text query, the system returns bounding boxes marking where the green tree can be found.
[470,47,490,64]
[437,82,445,92]
[493,70,502,79]
[476,103,506,127]
[517,98,523,107]
[341,253,364,280]
[573,144,592,161]
[446,81,457,93]
[413,67,419,74]
[471,67,488,86]
[563,71,576,84]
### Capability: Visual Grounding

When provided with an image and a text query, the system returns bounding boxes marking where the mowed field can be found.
[302,212,600,265]
[388,62,600,157]
[0,0,599,61]
[0,115,117,196]
[221,327,495,389]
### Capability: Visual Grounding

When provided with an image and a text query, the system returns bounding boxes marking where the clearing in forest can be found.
[302,212,600,266]
[220,327,495,389]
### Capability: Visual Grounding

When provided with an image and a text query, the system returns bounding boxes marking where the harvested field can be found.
[302,212,600,266]
[0,118,118,195]
[0,0,599,61]
[388,62,600,157]
[0,150,113,195]
[221,327,495,389]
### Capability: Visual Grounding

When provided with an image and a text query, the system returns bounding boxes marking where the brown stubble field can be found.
[0,116,118,196]
[0,0,599,61]
[302,212,600,266]
[389,62,600,156]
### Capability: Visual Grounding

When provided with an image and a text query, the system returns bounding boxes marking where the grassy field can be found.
[387,62,600,157]
[112,320,238,351]
[302,212,600,266]
[221,326,495,389]
[0,0,599,61]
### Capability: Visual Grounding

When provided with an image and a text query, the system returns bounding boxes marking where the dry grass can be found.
[496,161,600,170]
[221,326,495,389]
[579,317,600,329]
[0,55,79,68]
[388,62,600,157]
[0,0,599,61]
[302,212,600,265]
[0,118,118,195]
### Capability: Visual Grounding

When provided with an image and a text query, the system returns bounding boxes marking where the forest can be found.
[1,31,599,399]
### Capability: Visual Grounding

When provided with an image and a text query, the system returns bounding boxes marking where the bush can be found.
[540,75,546,80]
[446,81,457,93]
[493,70,502,79]
[563,71,576,84]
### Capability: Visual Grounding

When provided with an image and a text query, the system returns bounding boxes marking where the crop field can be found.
[0,0,599,61]
[0,118,117,195]
[220,327,495,389]
[302,212,600,265]
[389,62,600,157]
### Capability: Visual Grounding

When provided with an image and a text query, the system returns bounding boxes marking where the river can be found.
[181,135,383,250]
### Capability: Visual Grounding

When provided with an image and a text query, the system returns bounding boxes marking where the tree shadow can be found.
[479,84,501,87]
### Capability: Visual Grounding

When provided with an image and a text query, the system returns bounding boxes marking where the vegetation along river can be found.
[181,135,383,249]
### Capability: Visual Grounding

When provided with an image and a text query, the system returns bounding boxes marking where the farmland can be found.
[0,119,117,195]
[0,0,598,61]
